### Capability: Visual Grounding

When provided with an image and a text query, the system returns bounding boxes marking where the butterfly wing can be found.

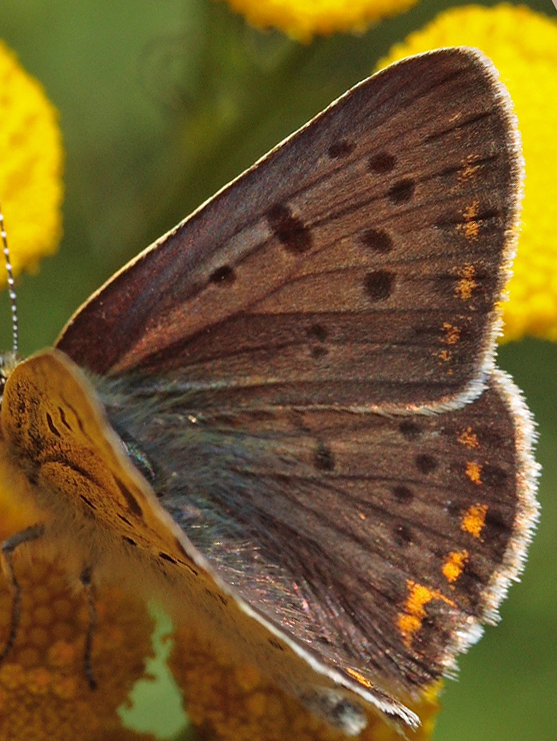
[48,46,536,729]
[98,367,538,705]
[56,47,522,412]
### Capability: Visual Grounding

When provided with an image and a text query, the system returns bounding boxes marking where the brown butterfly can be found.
[0,47,539,734]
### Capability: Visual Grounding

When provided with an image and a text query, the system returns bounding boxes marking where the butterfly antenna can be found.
[0,200,19,355]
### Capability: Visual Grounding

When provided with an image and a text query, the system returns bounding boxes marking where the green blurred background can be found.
[0,1,555,739]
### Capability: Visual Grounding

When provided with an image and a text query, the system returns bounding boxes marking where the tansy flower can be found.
[221,0,420,41]
[376,4,557,342]
[0,39,63,281]
[0,505,157,741]
[169,624,440,741]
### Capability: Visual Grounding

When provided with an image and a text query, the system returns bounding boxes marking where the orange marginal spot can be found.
[345,667,373,688]
[398,581,455,649]
[457,427,479,448]
[460,164,480,180]
[459,156,481,181]
[465,460,483,485]
[457,201,480,241]
[463,201,479,220]
[461,503,488,539]
[463,221,480,240]
[437,349,451,362]
[455,263,477,300]
[442,550,469,584]
[442,322,460,345]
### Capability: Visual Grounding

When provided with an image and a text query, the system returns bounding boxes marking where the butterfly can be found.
[0,46,539,734]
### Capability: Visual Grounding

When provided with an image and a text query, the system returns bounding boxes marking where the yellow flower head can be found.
[222,0,420,41]
[0,555,156,741]
[0,497,155,741]
[377,4,557,342]
[0,40,63,281]
[169,624,440,741]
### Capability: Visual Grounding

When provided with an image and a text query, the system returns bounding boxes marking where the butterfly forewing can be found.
[57,47,521,412]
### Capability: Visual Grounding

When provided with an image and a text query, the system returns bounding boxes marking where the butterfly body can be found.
[0,47,539,734]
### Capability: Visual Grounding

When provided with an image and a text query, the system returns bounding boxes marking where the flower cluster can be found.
[0,504,156,741]
[222,0,419,41]
[0,41,63,280]
[169,624,439,741]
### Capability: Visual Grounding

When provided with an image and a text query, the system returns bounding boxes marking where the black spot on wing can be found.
[311,346,328,359]
[328,139,355,158]
[159,552,177,565]
[393,485,414,503]
[481,464,508,488]
[267,204,312,254]
[361,228,393,254]
[388,179,415,204]
[58,406,72,430]
[314,441,335,472]
[210,265,236,285]
[399,421,422,440]
[45,412,61,437]
[114,477,143,518]
[307,324,328,342]
[415,454,438,475]
[368,152,396,173]
[269,637,285,651]
[364,271,395,301]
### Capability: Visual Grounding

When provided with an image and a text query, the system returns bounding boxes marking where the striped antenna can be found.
[0,200,19,355]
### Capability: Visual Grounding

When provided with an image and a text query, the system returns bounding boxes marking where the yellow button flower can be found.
[222,0,420,41]
[0,496,157,740]
[0,40,63,281]
[0,558,156,740]
[169,624,440,741]
[376,4,557,342]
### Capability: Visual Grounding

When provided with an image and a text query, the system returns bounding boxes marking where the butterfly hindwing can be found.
[97,367,537,701]
[57,47,521,412]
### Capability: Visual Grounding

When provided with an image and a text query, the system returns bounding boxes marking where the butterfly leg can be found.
[0,524,46,663]
[80,565,98,690]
